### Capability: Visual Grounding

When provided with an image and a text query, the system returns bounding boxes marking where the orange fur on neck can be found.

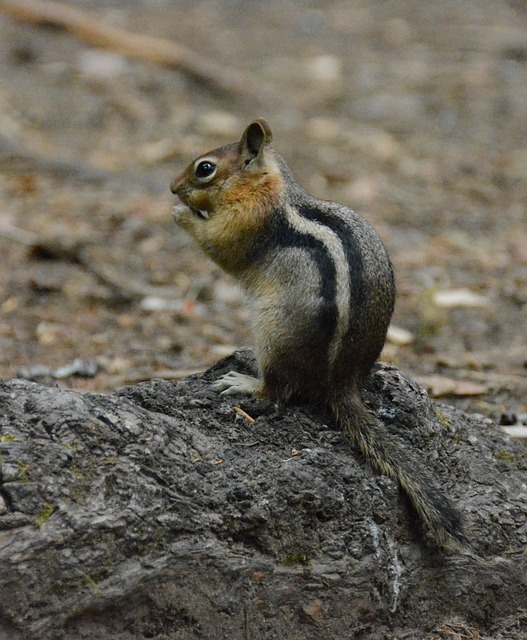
[200,171,283,274]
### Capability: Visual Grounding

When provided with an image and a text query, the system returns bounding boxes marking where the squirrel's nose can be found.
[170,174,185,194]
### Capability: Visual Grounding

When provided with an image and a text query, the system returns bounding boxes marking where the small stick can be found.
[0,0,250,97]
[233,407,255,424]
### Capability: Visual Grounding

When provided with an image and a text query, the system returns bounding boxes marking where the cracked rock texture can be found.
[0,350,526,639]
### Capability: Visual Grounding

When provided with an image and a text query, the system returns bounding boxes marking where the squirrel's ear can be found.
[239,118,273,162]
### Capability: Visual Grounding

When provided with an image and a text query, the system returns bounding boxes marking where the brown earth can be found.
[1,0,527,421]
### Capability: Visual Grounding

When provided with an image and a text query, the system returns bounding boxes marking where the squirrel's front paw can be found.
[212,371,263,396]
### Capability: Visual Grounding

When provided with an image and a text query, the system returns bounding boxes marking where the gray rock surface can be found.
[0,350,526,639]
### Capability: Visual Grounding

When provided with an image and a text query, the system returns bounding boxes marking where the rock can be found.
[0,350,526,639]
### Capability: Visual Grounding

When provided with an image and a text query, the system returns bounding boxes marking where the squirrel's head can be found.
[170,118,284,274]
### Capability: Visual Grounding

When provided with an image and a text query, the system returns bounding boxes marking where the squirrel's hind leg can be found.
[212,371,263,396]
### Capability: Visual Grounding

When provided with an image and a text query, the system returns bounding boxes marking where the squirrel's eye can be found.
[195,160,216,179]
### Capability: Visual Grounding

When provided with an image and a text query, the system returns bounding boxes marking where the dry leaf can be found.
[1,296,19,314]
[502,426,527,439]
[416,375,489,398]
[36,321,60,345]
[302,599,324,622]
[434,289,490,308]
[251,570,267,582]
[387,325,414,346]
[211,345,237,357]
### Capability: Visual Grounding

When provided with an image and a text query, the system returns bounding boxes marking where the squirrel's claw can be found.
[212,371,262,396]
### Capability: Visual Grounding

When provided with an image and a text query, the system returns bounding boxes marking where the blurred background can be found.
[1,0,526,423]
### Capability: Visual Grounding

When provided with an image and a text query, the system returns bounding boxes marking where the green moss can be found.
[69,487,89,505]
[17,460,29,482]
[496,450,516,464]
[284,552,310,567]
[79,572,103,595]
[435,409,452,428]
[0,434,16,442]
[34,502,55,527]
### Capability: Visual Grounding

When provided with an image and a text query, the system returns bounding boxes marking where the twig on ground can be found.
[0,0,251,98]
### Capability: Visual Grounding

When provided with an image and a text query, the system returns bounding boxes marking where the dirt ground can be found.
[1,0,527,429]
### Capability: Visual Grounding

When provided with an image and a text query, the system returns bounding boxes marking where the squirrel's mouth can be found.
[191,207,209,220]
[171,203,209,221]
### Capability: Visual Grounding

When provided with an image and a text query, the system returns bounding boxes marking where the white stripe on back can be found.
[283,203,350,371]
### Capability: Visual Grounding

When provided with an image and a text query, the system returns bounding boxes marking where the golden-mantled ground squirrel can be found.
[170,118,465,549]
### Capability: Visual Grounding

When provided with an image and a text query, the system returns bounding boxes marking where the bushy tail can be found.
[332,395,467,550]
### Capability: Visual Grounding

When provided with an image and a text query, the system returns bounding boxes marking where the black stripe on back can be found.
[296,199,365,310]
[294,197,394,384]
[258,206,339,341]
